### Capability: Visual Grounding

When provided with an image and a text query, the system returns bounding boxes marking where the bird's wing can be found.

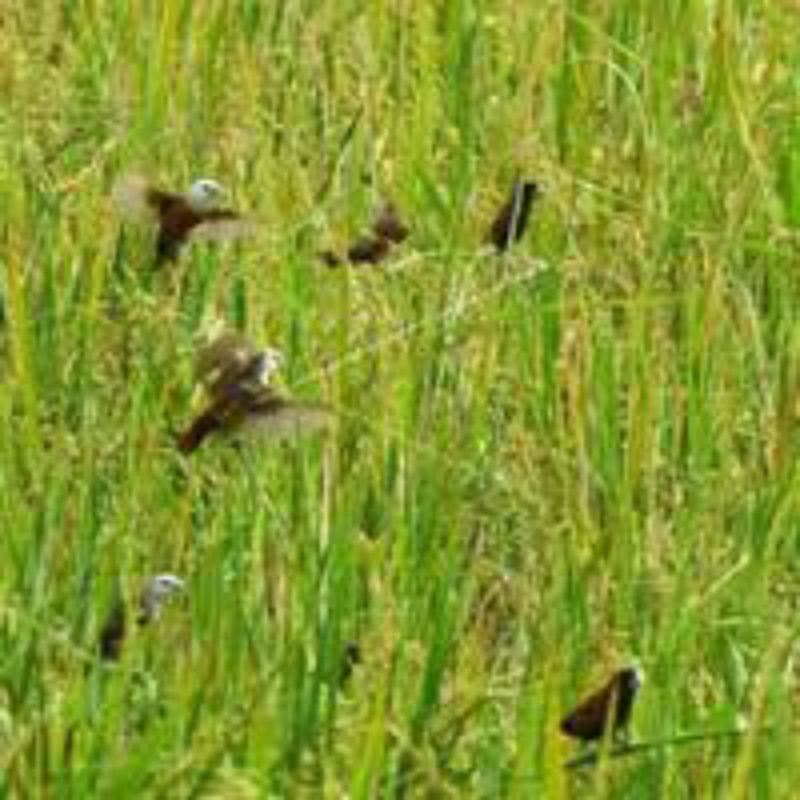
[242,390,333,441]
[179,385,330,454]
[560,684,610,739]
[112,174,182,219]
[187,209,257,242]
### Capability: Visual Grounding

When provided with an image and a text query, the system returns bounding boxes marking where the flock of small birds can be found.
[100,171,641,751]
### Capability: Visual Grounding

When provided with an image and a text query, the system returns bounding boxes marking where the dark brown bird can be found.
[560,667,642,743]
[113,175,254,263]
[177,330,331,454]
[485,179,540,252]
[319,201,409,268]
[98,574,185,661]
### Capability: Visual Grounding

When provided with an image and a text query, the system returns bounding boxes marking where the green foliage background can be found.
[1,0,799,796]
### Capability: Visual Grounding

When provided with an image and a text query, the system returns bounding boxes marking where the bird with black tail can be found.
[320,200,410,268]
[485,178,541,252]
[560,667,643,744]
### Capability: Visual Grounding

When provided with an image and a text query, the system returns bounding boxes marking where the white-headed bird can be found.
[113,175,254,264]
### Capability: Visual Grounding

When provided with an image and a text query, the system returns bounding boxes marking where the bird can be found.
[560,667,643,743]
[319,201,409,267]
[177,330,331,454]
[98,574,185,661]
[112,175,254,264]
[485,178,540,252]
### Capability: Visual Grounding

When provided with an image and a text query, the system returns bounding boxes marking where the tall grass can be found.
[1,0,798,796]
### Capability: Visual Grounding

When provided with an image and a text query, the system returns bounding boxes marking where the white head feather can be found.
[187,179,226,212]
[254,348,285,385]
[629,664,645,691]
[139,573,185,622]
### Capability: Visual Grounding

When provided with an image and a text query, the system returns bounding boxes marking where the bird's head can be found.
[620,665,644,696]
[187,178,226,212]
[138,573,185,623]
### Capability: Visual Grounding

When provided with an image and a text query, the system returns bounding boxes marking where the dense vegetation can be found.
[2,1,798,796]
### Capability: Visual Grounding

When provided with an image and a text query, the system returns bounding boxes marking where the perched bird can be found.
[560,667,643,743]
[177,330,331,454]
[113,175,254,264]
[485,178,540,252]
[320,201,409,267]
[98,574,185,661]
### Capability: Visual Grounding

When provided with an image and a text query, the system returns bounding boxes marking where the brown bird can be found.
[319,201,409,268]
[560,667,643,743]
[113,175,254,264]
[177,330,331,454]
[485,178,540,252]
[98,574,185,661]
